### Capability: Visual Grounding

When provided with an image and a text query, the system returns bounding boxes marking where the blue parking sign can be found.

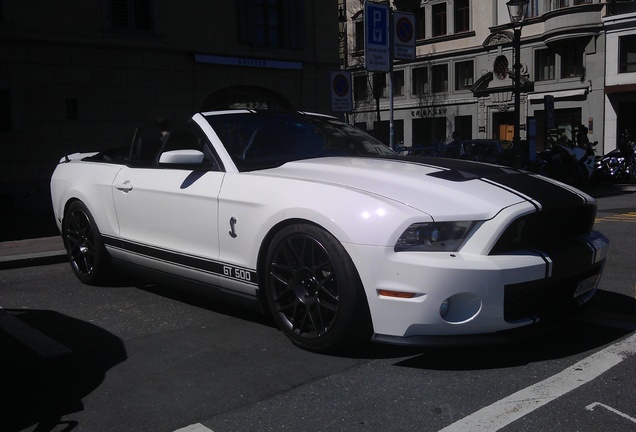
[364,1,390,72]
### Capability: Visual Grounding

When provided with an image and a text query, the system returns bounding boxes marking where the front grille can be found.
[490,204,596,255]
[503,263,603,323]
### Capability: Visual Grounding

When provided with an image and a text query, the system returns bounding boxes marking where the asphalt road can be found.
[1,192,635,432]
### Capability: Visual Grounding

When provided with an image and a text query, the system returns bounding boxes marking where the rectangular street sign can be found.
[364,1,390,72]
[393,11,415,60]
[330,71,353,112]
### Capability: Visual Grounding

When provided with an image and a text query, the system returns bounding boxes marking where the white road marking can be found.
[173,424,214,432]
[0,307,71,357]
[439,332,636,432]
[586,402,636,424]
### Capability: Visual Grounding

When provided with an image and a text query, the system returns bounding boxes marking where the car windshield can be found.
[203,111,395,171]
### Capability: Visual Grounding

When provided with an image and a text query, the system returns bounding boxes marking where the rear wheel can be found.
[63,201,110,285]
[264,224,371,352]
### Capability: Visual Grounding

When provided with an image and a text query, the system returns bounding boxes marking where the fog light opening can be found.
[439,293,482,324]
[440,299,451,318]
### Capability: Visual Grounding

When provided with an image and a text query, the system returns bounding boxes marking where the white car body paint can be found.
[50,111,610,347]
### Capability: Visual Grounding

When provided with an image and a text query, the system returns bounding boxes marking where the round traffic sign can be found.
[396,17,413,43]
[332,73,349,97]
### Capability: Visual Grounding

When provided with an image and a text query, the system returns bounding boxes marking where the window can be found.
[432,3,447,37]
[354,75,368,101]
[415,8,425,40]
[527,0,540,18]
[66,98,79,120]
[393,70,405,96]
[620,35,636,73]
[254,0,282,46]
[454,0,470,33]
[374,119,404,145]
[237,0,304,48]
[109,0,155,33]
[455,60,473,91]
[561,44,584,78]
[454,115,473,141]
[535,49,556,81]
[554,0,590,8]
[412,67,428,95]
[373,72,387,99]
[0,90,10,131]
[355,20,364,52]
[432,64,448,93]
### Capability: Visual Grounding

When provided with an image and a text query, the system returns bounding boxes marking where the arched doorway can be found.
[201,86,294,111]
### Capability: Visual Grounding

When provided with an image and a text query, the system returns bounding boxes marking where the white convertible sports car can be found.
[51,110,609,352]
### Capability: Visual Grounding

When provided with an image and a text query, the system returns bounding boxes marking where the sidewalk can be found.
[0,236,67,270]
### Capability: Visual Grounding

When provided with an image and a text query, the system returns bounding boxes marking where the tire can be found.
[62,201,110,285]
[264,224,371,353]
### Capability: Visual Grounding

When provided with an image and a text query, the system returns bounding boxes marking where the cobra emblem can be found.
[229,217,238,238]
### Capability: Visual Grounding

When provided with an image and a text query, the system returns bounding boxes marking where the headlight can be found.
[394,221,480,252]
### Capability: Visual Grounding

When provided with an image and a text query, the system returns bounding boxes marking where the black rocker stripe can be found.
[103,235,258,286]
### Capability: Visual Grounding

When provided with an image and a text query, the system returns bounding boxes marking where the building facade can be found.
[603,0,636,148]
[0,0,342,235]
[340,0,633,158]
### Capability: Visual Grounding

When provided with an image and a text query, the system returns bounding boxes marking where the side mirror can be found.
[158,149,205,165]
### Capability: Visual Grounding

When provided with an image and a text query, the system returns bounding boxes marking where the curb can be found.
[0,250,68,270]
[0,236,67,270]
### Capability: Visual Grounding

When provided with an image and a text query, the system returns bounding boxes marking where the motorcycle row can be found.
[532,130,636,188]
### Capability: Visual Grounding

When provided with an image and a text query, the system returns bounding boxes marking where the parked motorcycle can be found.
[535,137,597,187]
[591,132,636,185]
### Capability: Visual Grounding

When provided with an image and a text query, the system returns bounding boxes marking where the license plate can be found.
[574,274,600,298]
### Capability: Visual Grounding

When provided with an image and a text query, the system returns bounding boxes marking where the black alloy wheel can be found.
[264,224,371,352]
[63,201,109,285]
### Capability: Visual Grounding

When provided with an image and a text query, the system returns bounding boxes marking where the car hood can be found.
[257,156,592,220]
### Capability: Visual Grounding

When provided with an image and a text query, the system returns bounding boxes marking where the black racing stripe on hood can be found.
[393,156,587,209]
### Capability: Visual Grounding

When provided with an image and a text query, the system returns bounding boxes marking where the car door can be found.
[111,126,226,288]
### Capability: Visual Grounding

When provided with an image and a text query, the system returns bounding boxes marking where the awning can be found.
[605,84,636,95]
[528,88,587,102]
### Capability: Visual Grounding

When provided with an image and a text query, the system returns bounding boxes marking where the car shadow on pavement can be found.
[134,282,277,328]
[0,309,127,432]
[390,289,636,371]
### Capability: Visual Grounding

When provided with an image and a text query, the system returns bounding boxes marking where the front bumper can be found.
[347,230,609,344]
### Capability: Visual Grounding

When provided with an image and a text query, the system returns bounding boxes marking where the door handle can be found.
[115,181,133,192]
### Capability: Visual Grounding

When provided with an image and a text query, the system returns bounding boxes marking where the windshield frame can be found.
[202,111,395,172]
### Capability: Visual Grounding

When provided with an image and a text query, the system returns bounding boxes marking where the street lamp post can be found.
[507,0,528,167]
[338,5,347,68]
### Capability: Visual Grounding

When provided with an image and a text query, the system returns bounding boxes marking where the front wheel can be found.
[264,224,371,353]
[63,200,110,285]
